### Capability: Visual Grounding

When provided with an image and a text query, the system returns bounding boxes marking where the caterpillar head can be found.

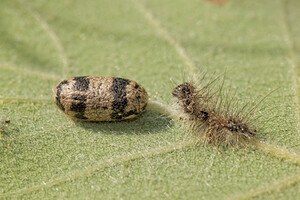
[172,82,196,100]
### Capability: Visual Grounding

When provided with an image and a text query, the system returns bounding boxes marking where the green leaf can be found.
[0,0,299,199]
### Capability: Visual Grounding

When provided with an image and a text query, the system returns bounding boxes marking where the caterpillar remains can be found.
[172,81,257,145]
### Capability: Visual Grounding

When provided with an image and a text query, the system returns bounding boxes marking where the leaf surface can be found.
[0,0,299,199]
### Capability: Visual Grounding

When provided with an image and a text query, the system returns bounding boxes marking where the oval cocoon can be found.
[53,76,148,121]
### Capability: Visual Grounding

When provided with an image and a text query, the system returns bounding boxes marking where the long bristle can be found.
[172,80,257,146]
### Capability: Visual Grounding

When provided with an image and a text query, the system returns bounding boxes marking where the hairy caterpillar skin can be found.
[53,76,148,122]
[172,82,256,145]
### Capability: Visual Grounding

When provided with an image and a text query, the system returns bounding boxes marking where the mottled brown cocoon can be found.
[53,76,148,122]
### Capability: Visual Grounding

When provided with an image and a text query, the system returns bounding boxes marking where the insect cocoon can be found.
[53,76,148,122]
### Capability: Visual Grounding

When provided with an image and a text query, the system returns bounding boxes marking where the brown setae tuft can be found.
[172,80,258,146]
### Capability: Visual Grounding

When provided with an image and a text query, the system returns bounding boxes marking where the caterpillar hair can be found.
[172,78,260,146]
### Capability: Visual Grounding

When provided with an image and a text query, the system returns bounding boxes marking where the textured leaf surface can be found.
[0,0,299,199]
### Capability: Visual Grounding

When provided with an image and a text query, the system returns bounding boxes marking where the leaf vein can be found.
[279,0,300,136]
[22,2,70,77]
[0,141,195,198]
[228,172,300,200]
[130,0,199,81]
